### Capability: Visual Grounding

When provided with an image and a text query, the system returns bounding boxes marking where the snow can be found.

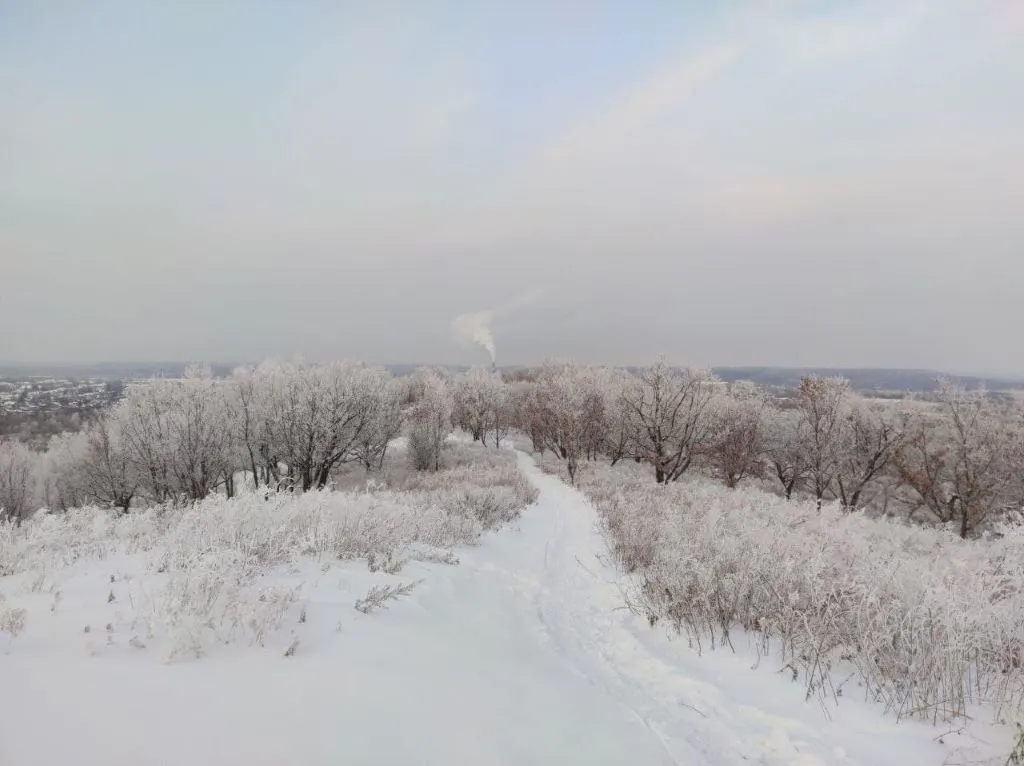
[0,452,1008,765]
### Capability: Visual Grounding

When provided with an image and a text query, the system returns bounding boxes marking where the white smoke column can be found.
[451,310,496,363]
[452,288,544,364]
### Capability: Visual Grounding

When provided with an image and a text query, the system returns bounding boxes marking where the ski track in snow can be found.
[0,452,998,765]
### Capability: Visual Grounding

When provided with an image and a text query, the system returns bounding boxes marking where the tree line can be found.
[2,359,1023,538]
[513,361,1024,537]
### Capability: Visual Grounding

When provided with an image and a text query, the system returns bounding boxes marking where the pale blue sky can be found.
[2,1,1023,373]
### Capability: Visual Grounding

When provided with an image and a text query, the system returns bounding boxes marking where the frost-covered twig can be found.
[561,457,1024,725]
[354,580,423,614]
[0,594,26,638]
[409,549,460,567]
[1008,724,1024,765]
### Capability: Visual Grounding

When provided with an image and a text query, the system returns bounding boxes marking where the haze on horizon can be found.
[2,2,1022,375]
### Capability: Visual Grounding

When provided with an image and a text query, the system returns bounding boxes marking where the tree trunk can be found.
[248,450,260,489]
[315,464,332,489]
[849,488,862,510]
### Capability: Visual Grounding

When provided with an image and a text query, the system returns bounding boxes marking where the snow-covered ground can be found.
[0,453,1009,765]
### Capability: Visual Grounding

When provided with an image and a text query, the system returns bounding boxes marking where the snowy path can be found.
[500,455,948,766]
[0,453,964,765]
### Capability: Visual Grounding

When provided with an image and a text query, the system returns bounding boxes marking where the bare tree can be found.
[516,384,549,455]
[116,371,236,503]
[765,406,808,500]
[488,378,514,449]
[118,382,176,503]
[259,361,380,490]
[795,376,848,508]
[529,363,607,484]
[592,367,633,464]
[70,416,138,513]
[0,440,37,525]
[352,375,404,472]
[894,382,1018,538]
[833,397,905,510]
[229,367,267,489]
[408,369,453,472]
[452,367,509,447]
[39,431,91,511]
[452,367,493,444]
[166,370,235,501]
[622,362,718,484]
[707,382,769,489]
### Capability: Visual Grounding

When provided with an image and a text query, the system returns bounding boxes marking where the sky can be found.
[2,1,1023,374]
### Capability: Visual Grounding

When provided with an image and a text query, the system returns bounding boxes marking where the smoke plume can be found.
[452,310,497,362]
[452,288,543,364]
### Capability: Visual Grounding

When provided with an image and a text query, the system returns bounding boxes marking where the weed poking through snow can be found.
[354,580,422,614]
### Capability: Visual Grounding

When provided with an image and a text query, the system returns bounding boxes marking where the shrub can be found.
[566,459,1024,724]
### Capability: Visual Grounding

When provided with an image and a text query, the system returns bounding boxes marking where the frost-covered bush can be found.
[0,592,26,637]
[564,458,1024,724]
[0,463,530,657]
[0,503,168,578]
[407,369,454,472]
[0,435,540,659]
[336,441,538,529]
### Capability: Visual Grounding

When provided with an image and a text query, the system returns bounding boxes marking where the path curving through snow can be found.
[503,453,952,766]
[0,452,973,765]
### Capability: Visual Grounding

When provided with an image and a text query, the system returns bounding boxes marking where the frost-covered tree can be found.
[621,362,718,484]
[832,396,905,511]
[351,373,405,472]
[515,382,550,455]
[707,382,769,489]
[0,440,38,524]
[38,430,91,511]
[529,363,608,484]
[117,382,177,503]
[765,406,807,500]
[259,361,383,490]
[593,367,634,464]
[227,366,271,489]
[115,371,235,503]
[452,367,507,446]
[795,376,848,508]
[60,416,138,513]
[894,382,1019,537]
[408,369,453,472]
[171,368,236,500]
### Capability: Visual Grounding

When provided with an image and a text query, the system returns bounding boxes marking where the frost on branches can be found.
[452,367,511,448]
[407,368,454,472]
[1,360,414,521]
[5,359,1023,539]
[0,440,535,659]
[512,362,1024,534]
[567,458,1024,726]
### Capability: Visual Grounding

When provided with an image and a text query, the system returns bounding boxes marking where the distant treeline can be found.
[1,363,1021,393]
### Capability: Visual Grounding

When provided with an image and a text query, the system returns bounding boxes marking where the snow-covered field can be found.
[0,451,1015,764]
